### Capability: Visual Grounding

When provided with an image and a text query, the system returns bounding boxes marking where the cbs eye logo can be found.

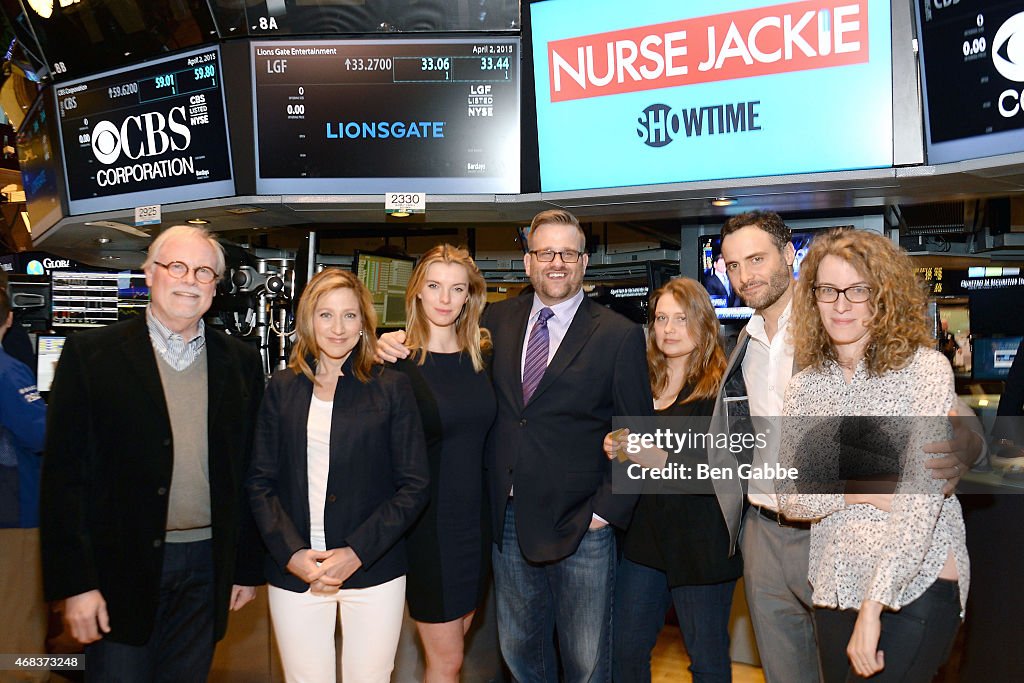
[993,11,1024,83]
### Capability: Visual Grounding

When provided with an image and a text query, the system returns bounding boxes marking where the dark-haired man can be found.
[708,211,980,683]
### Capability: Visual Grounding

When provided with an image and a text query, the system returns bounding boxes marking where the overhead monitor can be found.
[531,0,894,191]
[915,1,1024,164]
[252,38,520,194]
[55,45,234,214]
[15,0,218,83]
[15,87,66,240]
[352,253,415,329]
[36,335,66,393]
[210,0,519,35]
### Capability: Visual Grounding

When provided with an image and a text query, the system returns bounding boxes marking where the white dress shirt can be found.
[741,299,795,510]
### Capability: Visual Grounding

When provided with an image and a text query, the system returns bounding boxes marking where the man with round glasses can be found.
[41,225,266,681]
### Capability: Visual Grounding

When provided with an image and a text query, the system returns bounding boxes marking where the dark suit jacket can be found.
[483,295,653,563]
[40,317,266,645]
[708,328,804,553]
[703,272,736,308]
[247,360,429,592]
[708,330,752,553]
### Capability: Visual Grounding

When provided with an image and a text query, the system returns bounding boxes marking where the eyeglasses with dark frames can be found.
[529,249,583,263]
[154,261,220,285]
[812,285,872,304]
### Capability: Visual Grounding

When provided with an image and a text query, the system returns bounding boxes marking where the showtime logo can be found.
[547,0,870,102]
[90,107,192,165]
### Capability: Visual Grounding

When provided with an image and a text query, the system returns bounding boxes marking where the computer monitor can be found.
[352,253,416,329]
[973,337,1023,382]
[36,335,66,393]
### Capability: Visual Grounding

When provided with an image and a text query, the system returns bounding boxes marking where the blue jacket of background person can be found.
[0,347,46,528]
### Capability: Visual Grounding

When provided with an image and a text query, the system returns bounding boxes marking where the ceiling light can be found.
[711,197,737,207]
[390,211,410,218]
[187,218,209,225]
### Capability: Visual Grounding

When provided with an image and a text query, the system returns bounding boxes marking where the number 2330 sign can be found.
[384,193,425,215]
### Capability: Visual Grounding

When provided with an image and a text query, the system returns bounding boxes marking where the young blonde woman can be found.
[247,268,429,683]
[394,244,496,683]
[778,229,968,682]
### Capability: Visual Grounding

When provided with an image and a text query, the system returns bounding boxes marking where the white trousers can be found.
[268,576,406,683]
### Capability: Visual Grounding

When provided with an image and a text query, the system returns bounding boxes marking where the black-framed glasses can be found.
[154,261,220,284]
[812,285,872,304]
[529,249,583,263]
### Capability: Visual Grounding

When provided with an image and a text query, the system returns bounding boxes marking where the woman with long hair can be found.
[396,244,497,683]
[606,277,743,683]
[247,268,429,683]
[779,229,969,682]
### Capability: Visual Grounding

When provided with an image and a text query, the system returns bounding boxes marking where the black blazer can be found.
[247,360,429,592]
[483,295,653,563]
[40,317,266,645]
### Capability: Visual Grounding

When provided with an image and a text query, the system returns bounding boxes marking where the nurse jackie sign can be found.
[532,0,894,191]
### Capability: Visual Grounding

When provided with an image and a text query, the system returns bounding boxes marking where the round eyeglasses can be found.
[154,261,220,285]
[812,285,872,304]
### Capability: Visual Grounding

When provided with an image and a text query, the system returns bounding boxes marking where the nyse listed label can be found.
[55,48,232,208]
[252,38,521,194]
[546,0,871,102]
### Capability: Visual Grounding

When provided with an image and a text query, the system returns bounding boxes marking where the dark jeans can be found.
[492,501,615,683]
[86,539,216,683]
[613,557,735,683]
[814,579,962,683]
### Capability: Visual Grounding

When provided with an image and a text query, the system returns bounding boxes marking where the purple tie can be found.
[522,307,554,404]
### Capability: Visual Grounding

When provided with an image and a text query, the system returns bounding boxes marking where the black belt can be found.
[756,505,811,530]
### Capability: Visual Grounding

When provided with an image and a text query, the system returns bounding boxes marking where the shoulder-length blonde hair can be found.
[404,244,491,372]
[289,268,378,383]
[647,277,727,404]
[791,228,932,375]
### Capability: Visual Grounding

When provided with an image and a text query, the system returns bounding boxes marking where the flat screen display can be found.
[252,38,520,194]
[352,254,415,328]
[699,231,817,319]
[51,270,147,327]
[211,0,519,35]
[55,46,234,214]
[15,88,66,239]
[531,0,894,191]
[36,335,65,393]
[16,0,218,83]
[973,336,1022,381]
[915,1,1024,163]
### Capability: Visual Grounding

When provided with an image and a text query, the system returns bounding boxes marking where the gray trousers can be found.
[740,506,822,683]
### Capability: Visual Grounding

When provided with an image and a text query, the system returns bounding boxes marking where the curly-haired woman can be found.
[778,229,969,683]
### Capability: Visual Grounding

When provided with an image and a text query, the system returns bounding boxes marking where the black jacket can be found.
[624,398,743,586]
[40,317,266,645]
[482,295,653,563]
[247,360,429,592]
